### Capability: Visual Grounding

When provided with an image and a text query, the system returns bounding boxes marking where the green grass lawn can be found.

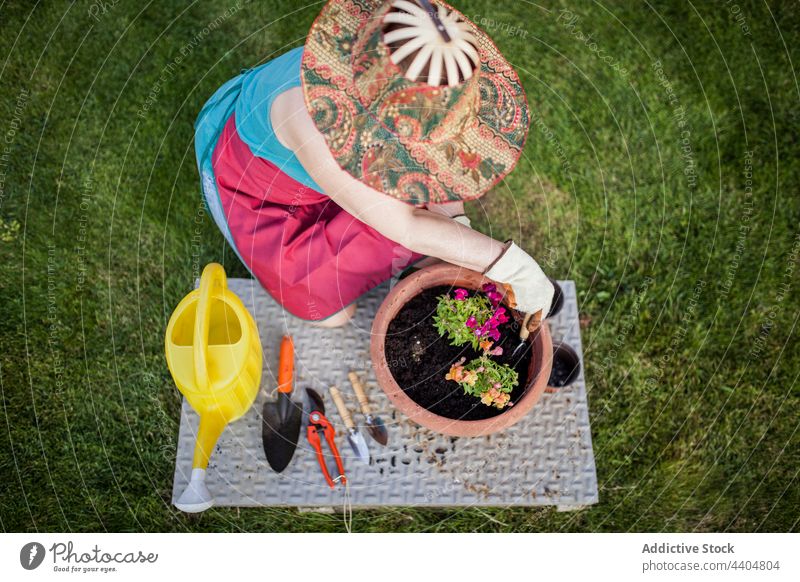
[1,0,798,532]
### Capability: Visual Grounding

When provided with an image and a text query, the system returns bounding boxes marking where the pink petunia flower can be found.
[454,288,469,300]
[482,283,502,306]
[493,306,509,324]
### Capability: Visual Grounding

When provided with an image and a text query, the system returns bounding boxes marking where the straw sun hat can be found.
[301,0,530,205]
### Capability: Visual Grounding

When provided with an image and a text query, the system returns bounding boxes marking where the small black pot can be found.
[548,341,581,387]
[547,278,565,318]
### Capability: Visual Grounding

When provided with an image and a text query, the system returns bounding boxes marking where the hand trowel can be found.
[262,335,301,472]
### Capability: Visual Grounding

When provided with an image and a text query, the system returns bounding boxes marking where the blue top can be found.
[194,46,321,252]
[234,47,320,190]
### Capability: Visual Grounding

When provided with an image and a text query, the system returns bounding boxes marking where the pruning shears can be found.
[305,388,346,488]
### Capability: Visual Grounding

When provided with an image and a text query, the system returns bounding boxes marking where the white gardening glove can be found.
[484,241,554,318]
[452,214,471,227]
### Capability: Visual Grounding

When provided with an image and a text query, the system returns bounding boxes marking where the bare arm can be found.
[272,87,504,272]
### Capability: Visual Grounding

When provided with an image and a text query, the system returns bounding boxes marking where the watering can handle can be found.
[193,263,228,392]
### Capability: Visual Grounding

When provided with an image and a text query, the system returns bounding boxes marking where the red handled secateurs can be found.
[305,388,346,488]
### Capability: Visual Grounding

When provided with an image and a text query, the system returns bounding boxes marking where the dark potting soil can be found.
[549,356,576,388]
[385,286,533,421]
[549,346,581,387]
[547,359,574,388]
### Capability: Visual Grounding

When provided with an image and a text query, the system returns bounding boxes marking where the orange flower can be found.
[461,370,478,386]
[493,392,510,408]
[445,365,463,382]
[478,387,512,409]
[445,357,467,382]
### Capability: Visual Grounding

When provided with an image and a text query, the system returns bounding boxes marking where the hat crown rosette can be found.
[302,0,531,205]
[351,0,481,142]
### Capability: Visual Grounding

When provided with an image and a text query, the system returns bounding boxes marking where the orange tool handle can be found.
[277,335,294,394]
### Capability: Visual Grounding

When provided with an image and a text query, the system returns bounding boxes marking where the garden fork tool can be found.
[348,372,388,446]
[305,388,346,488]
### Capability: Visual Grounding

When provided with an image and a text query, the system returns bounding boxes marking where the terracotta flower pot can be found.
[370,263,553,437]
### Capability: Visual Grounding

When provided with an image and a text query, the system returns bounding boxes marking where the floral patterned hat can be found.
[301,0,530,205]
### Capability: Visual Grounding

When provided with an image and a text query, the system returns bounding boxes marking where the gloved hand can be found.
[452,214,471,228]
[483,241,554,318]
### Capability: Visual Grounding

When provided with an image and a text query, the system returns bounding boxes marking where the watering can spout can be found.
[175,412,227,513]
[175,468,213,513]
[192,411,227,470]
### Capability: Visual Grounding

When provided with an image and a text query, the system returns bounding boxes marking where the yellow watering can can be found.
[165,263,262,512]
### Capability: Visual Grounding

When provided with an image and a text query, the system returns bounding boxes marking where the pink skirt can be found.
[211,114,424,321]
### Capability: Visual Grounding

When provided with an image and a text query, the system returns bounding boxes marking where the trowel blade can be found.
[347,429,371,463]
[365,415,388,446]
[262,396,301,472]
